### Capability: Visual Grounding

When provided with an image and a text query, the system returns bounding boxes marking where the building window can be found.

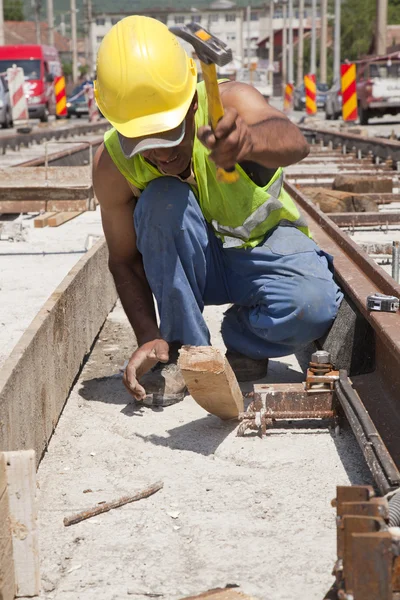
[251,12,259,21]
[111,17,120,25]
[227,33,236,41]
[210,14,219,22]
[96,36,103,43]
[174,15,185,24]
[191,15,201,23]
[96,17,105,26]
[225,13,236,22]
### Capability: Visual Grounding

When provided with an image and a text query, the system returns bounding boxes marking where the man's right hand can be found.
[123,339,169,401]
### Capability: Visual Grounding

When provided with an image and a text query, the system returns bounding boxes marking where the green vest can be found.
[104,81,310,249]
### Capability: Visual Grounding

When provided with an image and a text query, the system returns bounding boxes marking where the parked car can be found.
[0,44,62,122]
[293,84,306,110]
[66,85,89,118]
[0,75,12,128]
[325,79,342,120]
[357,56,400,124]
[293,82,328,111]
[236,68,272,98]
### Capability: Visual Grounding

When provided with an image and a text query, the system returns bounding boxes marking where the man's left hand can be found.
[197,107,253,170]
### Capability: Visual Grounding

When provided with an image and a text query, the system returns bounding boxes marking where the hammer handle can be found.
[200,61,239,184]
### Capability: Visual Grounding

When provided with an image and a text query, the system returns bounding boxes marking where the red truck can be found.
[356,54,400,124]
[0,45,63,122]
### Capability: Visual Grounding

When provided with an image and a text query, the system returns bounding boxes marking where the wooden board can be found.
[48,211,83,227]
[34,212,56,228]
[0,454,16,600]
[178,346,244,420]
[5,451,39,597]
[0,199,91,214]
[0,239,117,465]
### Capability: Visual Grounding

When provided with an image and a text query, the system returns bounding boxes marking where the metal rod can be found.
[297,0,305,86]
[320,0,328,83]
[247,5,251,68]
[310,0,317,76]
[333,0,341,83]
[269,0,274,93]
[47,0,54,45]
[376,0,388,56]
[282,1,287,91]
[0,0,4,46]
[392,241,400,283]
[288,0,294,84]
[71,0,78,83]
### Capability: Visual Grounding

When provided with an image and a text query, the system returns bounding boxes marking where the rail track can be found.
[2,124,400,598]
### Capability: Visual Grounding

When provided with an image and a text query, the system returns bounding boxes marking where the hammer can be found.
[170,23,239,184]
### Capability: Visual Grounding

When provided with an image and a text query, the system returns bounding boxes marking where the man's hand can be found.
[123,339,169,401]
[197,107,254,170]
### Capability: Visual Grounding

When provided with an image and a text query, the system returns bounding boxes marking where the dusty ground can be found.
[35,302,372,600]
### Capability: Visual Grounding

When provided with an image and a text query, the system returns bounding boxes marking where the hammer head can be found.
[170,22,232,66]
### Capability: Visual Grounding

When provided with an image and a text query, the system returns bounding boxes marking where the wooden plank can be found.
[5,451,39,597]
[0,199,89,214]
[0,200,46,213]
[48,211,82,227]
[33,212,56,228]
[178,346,244,420]
[0,187,91,201]
[0,454,16,600]
[0,239,117,464]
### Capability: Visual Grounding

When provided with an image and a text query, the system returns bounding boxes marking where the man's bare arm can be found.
[198,81,309,169]
[93,143,159,345]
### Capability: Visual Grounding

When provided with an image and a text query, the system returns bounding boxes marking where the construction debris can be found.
[63,480,164,527]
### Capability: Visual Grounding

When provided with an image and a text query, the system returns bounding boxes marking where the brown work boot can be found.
[139,342,187,407]
[226,350,269,382]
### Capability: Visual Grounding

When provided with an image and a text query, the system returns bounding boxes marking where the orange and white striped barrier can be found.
[304,73,317,116]
[341,63,358,122]
[54,75,67,117]
[283,83,294,113]
[7,66,28,123]
[84,84,99,123]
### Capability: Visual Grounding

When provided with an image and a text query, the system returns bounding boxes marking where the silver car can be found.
[0,75,12,128]
[325,79,342,120]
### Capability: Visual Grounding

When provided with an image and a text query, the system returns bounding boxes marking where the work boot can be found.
[226,350,269,382]
[139,342,187,407]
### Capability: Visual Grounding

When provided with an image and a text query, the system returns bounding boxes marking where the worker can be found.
[93,16,343,405]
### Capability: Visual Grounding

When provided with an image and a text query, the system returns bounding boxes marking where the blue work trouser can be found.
[134,177,343,360]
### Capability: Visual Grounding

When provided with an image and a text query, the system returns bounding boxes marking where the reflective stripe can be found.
[211,173,308,248]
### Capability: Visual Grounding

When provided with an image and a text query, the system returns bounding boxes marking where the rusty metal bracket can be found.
[237,382,336,437]
[331,485,400,600]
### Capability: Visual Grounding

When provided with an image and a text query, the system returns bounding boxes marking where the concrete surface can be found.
[0,208,103,369]
[34,302,373,600]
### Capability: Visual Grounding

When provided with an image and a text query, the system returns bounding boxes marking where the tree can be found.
[340,0,376,61]
[4,0,24,20]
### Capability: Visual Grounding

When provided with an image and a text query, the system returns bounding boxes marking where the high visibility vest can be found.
[104,81,310,249]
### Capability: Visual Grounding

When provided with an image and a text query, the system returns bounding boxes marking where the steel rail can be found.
[0,120,108,154]
[299,124,400,165]
[285,178,400,466]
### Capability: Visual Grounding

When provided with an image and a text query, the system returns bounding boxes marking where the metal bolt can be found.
[311,350,331,364]
[392,241,400,283]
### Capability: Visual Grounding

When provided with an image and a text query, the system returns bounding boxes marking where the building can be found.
[90,0,319,83]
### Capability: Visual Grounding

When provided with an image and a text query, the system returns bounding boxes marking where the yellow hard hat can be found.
[94,16,197,140]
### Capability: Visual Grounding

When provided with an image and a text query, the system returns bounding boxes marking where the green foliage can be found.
[62,61,72,77]
[4,0,24,20]
[389,0,400,25]
[340,0,376,61]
